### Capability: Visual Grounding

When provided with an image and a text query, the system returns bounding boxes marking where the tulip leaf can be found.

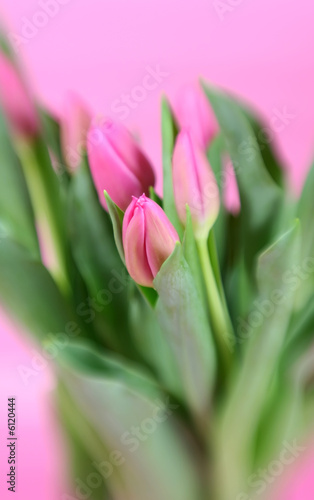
[0,112,39,255]
[129,285,183,399]
[0,238,81,343]
[238,104,284,188]
[182,206,204,305]
[215,222,301,499]
[58,340,160,401]
[207,132,226,183]
[149,186,163,207]
[202,83,283,269]
[295,161,314,304]
[57,382,109,500]
[104,190,125,263]
[137,285,158,307]
[161,98,183,238]
[282,293,314,370]
[154,242,216,419]
[207,133,233,275]
[61,362,200,500]
[39,107,65,170]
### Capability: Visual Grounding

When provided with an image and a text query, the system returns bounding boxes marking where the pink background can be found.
[1,0,314,498]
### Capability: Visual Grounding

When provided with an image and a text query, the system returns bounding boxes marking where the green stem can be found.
[15,137,70,295]
[196,237,233,369]
[208,230,235,340]
[207,230,224,297]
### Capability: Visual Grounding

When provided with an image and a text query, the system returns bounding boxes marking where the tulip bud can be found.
[172,130,220,240]
[174,83,218,150]
[123,194,179,287]
[61,91,92,171]
[0,51,38,137]
[87,120,155,211]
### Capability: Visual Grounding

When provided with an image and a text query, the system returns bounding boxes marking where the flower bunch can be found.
[1,35,314,500]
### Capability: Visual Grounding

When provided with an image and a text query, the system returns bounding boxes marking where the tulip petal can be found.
[144,199,179,277]
[87,125,144,211]
[103,120,155,190]
[61,91,92,170]
[0,52,38,136]
[173,131,220,237]
[123,204,154,287]
[192,135,220,227]
[174,83,218,149]
[172,131,203,225]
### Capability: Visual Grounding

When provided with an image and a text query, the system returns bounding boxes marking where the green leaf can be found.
[149,186,163,206]
[56,382,109,500]
[61,362,201,500]
[235,98,284,187]
[104,190,125,263]
[69,163,123,293]
[207,132,226,182]
[68,162,134,353]
[182,206,204,306]
[283,293,314,369]
[0,238,80,342]
[38,107,65,171]
[129,285,183,400]
[161,97,183,238]
[202,83,283,269]
[14,134,71,293]
[215,222,301,499]
[0,112,39,255]
[295,161,314,305]
[154,243,216,419]
[58,340,160,401]
[207,134,229,268]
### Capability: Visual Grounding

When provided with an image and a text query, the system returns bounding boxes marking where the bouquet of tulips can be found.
[1,26,314,500]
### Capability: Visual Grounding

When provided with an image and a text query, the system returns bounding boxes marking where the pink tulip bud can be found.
[123,194,179,287]
[174,83,218,150]
[0,52,38,137]
[61,91,92,171]
[172,130,220,240]
[87,120,155,211]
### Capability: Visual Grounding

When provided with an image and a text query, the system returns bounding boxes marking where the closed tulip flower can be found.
[0,51,38,137]
[123,194,179,287]
[87,120,155,211]
[174,83,218,150]
[172,130,220,240]
[61,91,92,170]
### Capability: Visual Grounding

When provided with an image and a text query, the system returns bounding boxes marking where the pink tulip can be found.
[172,130,220,240]
[61,91,92,170]
[87,120,155,211]
[0,51,38,137]
[174,83,218,150]
[123,194,179,287]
